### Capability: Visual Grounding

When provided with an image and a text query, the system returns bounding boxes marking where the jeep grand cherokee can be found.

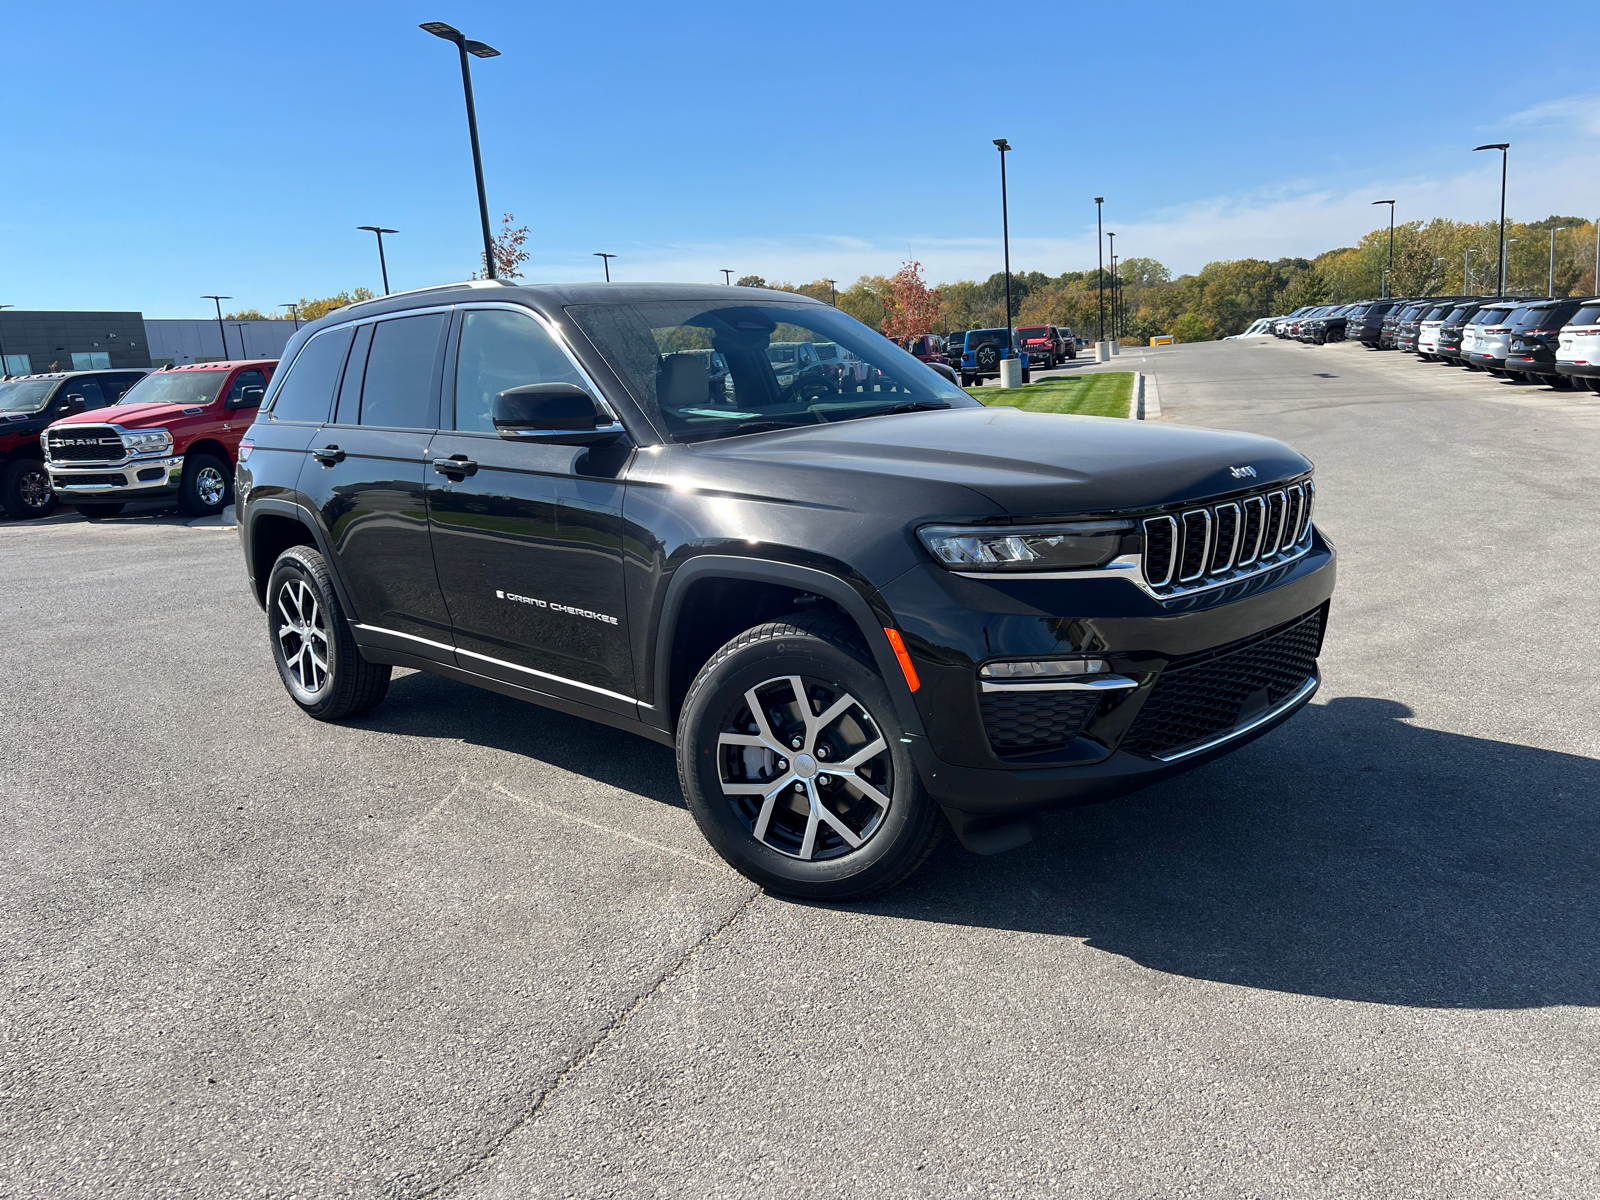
[237,282,1335,898]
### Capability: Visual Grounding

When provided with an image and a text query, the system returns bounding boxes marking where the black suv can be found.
[1504,298,1589,385]
[0,369,149,518]
[237,283,1336,898]
[1344,301,1397,348]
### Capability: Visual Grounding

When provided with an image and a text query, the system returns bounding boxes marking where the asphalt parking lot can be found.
[5,338,1598,1199]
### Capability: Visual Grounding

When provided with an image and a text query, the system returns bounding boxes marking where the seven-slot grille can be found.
[46,426,124,463]
[1141,481,1314,596]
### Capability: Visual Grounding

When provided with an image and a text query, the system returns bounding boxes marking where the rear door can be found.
[297,310,453,648]
[425,304,636,714]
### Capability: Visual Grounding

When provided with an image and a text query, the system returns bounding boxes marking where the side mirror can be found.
[228,385,265,410]
[65,393,87,414]
[492,383,625,446]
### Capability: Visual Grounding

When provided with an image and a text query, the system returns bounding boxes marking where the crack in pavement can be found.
[416,886,761,1199]
[487,780,734,875]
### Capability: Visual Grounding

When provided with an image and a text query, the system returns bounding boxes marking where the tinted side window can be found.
[360,314,446,429]
[333,324,375,425]
[228,368,269,400]
[103,373,145,402]
[270,328,355,423]
[65,379,107,409]
[453,309,589,433]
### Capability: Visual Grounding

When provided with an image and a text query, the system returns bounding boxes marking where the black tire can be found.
[1066,347,1076,360]
[2,458,57,519]
[266,545,391,721]
[974,342,1000,372]
[74,501,125,519]
[179,453,232,516]
[960,373,976,387]
[676,616,942,900]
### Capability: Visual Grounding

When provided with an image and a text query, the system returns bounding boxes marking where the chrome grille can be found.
[46,426,124,464]
[1141,480,1315,598]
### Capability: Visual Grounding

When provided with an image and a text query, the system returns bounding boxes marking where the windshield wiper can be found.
[844,400,953,420]
[676,418,816,443]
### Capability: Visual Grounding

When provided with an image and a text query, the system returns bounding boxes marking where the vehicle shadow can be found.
[357,668,686,808]
[360,675,1600,1009]
[858,696,1600,1010]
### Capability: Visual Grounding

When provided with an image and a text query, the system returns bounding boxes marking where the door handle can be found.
[434,455,478,477]
[311,445,345,465]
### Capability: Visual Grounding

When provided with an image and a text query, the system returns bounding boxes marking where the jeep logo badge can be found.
[1229,465,1257,479]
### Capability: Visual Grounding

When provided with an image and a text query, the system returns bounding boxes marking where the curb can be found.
[1137,373,1162,420]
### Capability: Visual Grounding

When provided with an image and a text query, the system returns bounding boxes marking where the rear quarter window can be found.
[268,327,355,424]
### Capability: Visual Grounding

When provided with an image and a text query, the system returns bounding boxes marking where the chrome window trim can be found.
[1152,673,1319,762]
[1177,508,1213,583]
[353,623,638,704]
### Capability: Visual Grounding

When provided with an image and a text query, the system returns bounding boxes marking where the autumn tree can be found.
[474,213,531,280]
[881,261,944,338]
[735,275,767,288]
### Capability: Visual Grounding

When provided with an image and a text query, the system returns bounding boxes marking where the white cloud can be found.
[1503,94,1600,138]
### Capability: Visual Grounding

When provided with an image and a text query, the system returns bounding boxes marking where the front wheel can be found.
[676,617,941,899]
[179,453,232,516]
[266,545,391,721]
[2,459,57,519]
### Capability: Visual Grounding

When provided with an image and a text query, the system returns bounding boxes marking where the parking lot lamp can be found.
[1473,143,1510,296]
[421,22,502,280]
[202,296,231,360]
[1107,232,1116,337]
[232,323,250,358]
[593,252,616,282]
[357,226,399,294]
[1095,197,1105,342]
[1547,228,1567,297]
[993,139,1013,334]
[1371,201,1395,296]
[721,269,733,285]
[824,278,837,306]
[280,303,300,329]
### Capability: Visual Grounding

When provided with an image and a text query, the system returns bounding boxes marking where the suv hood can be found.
[685,406,1310,515]
[55,401,212,429]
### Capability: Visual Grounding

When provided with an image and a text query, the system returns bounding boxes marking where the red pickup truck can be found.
[43,360,276,518]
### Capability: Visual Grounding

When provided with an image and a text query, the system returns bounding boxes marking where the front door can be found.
[297,312,453,647]
[425,306,635,715]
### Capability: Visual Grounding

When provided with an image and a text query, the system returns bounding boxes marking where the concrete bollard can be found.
[1095,341,1111,363]
[1110,340,1120,356]
[998,358,1024,388]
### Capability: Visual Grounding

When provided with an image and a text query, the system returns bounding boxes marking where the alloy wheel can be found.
[18,465,52,511]
[196,466,227,507]
[276,579,330,695]
[717,674,893,861]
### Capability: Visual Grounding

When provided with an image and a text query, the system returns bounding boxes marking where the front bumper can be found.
[882,530,1338,815]
[46,456,183,497]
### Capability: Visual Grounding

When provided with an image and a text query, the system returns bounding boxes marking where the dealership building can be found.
[0,310,302,376]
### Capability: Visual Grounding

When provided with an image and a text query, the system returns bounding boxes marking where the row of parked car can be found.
[894,324,1082,387]
[1240,296,1600,390]
[0,359,276,519]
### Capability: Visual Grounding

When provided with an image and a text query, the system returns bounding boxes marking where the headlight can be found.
[918,521,1133,572]
[121,428,173,456]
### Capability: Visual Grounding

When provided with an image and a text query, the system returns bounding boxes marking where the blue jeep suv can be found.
[959,328,1030,387]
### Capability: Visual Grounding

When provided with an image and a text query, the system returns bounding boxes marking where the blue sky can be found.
[4,1,1597,317]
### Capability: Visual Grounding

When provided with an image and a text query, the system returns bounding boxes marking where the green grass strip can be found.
[966,371,1134,418]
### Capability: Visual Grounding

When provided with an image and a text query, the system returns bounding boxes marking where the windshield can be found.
[117,370,228,406]
[0,380,57,413]
[565,299,974,444]
[1017,326,1050,337]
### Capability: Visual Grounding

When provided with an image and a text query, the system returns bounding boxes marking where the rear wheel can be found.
[677,617,941,899]
[2,459,57,519]
[267,545,391,721]
[179,453,231,516]
[74,501,125,519]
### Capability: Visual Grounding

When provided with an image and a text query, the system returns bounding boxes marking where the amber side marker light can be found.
[884,628,921,692]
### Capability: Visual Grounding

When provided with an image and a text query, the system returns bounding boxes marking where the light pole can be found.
[280,303,300,329]
[202,295,232,360]
[1095,197,1105,342]
[1547,227,1567,297]
[1372,200,1396,296]
[0,304,13,376]
[357,226,399,294]
[593,252,616,282]
[421,22,502,279]
[721,269,733,285]
[824,278,837,306]
[1473,143,1510,296]
[993,139,1013,335]
[1107,232,1116,338]
[232,323,249,359]
[1466,248,1480,296]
